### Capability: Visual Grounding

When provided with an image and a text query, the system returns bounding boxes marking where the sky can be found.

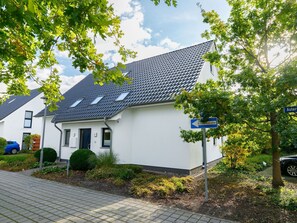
[27,0,230,93]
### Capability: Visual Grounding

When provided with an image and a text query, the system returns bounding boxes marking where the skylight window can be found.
[70,98,83,108]
[116,92,129,101]
[123,71,129,76]
[8,98,16,104]
[91,96,104,105]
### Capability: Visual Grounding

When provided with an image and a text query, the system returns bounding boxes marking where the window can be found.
[64,129,71,146]
[24,111,33,128]
[213,138,216,146]
[115,92,129,101]
[8,98,15,103]
[102,128,111,147]
[91,96,104,105]
[70,98,83,108]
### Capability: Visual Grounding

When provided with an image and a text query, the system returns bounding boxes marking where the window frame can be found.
[102,128,111,148]
[24,111,33,128]
[115,92,129,101]
[90,96,104,105]
[70,98,84,108]
[64,129,71,146]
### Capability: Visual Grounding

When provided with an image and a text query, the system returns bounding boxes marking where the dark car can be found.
[280,155,297,177]
[4,141,20,154]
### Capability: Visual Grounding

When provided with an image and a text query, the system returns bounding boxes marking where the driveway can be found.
[259,167,297,183]
[0,171,236,223]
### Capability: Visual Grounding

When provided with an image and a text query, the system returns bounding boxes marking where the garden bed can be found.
[32,165,297,223]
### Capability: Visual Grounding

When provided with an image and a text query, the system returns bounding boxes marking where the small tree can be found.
[24,134,40,150]
[176,0,297,188]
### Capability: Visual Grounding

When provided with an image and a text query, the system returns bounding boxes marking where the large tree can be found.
[0,0,176,109]
[176,0,297,188]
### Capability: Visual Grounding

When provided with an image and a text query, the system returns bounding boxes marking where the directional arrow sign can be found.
[284,106,297,113]
[191,117,218,129]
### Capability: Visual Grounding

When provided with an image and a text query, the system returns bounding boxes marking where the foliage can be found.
[151,0,177,7]
[36,166,66,175]
[221,133,254,169]
[277,187,297,210]
[0,0,138,109]
[24,134,40,150]
[0,153,36,171]
[34,147,57,163]
[31,161,55,169]
[176,0,297,187]
[69,149,96,171]
[86,165,139,181]
[0,137,7,154]
[130,173,193,198]
[212,153,272,174]
[116,164,143,174]
[95,151,118,167]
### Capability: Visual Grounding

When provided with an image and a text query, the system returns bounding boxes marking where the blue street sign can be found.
[191,117,218,129]
[284,106,297,113]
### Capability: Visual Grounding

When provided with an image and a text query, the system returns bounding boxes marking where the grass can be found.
[0,153,36,171]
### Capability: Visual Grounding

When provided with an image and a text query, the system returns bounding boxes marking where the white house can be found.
[0,89,44,150]
[45,41,223,174]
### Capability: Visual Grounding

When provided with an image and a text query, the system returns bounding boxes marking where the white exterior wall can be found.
[41,116,62,155]
[59,103,223,171]
[0,94,44,147]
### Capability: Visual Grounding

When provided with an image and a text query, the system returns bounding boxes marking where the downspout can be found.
[54,122,63,162]
[104,117,112,154]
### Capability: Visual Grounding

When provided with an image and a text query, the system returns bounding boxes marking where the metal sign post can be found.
[202,128,208,201]
[191,117,218,202]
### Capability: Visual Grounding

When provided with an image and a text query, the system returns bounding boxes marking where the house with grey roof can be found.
[0,89,45,150]
[47,41,223,174]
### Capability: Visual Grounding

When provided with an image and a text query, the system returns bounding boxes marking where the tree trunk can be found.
[270,112,284,188]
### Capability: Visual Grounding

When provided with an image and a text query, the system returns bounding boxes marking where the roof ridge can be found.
[125,40,213,65]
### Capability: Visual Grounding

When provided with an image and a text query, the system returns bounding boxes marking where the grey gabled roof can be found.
[51,41,213,123]
[0,89,41,120]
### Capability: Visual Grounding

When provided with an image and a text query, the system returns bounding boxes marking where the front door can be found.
[79,129,91,149]
[22,132,31,150]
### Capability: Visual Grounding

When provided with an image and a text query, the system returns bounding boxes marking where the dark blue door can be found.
[79,129,91,149]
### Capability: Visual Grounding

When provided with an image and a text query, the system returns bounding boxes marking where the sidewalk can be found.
[0,170,237,223]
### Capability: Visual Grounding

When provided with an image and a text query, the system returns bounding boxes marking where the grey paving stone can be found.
[0,171,237,223]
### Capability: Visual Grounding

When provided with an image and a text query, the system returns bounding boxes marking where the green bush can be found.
[0,154,36,171]
[117,168,136,180]
[130,173,193,198]
[34,148,57,163]
[0,137,7,154]
[70,149,96,170]
[96,151,118,167]
[116,164,143,174]
[36,166,66,175]
[86,166,137,181]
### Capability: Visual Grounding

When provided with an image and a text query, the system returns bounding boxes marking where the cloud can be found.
[50,0,183,92]
[26,64,86,93]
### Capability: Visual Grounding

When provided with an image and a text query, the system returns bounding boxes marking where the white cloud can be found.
[160,37,181,50]
[92,0,182,65]
[26,64,85,93]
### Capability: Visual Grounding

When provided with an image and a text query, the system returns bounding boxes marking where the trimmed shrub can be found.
[34,148,57,163]
[70,149,96,171]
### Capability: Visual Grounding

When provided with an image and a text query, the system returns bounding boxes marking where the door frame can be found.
[79,128,91,149]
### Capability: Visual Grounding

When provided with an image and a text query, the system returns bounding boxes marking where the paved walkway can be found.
[0,171,236,223]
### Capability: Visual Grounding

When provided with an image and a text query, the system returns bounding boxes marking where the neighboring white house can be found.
[0,89,44,150]
[44,41,223,174]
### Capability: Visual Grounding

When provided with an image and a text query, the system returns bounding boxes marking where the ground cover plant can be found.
[0,153,36,171]
[32,152,297,223]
